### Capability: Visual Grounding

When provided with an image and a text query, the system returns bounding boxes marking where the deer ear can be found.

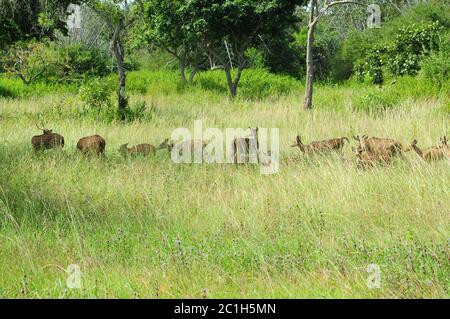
[353,136,359,141]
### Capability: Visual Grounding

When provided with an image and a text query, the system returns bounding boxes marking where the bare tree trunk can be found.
[179,60,187,82]
[224,66,242,98]
[304,0,317,110]
[112,21,127,120]
[189,68,198,83]
[188,62,202,83]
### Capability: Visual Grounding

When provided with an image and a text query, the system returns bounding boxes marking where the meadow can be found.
[0,70,449,298]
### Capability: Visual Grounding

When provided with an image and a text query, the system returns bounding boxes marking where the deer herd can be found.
[30,123,449,168]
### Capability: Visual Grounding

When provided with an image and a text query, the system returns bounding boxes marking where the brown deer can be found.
[77,135,106,156]
[232,127,259,164]
[31,123,64,151]
[158,138,210,161]
[291,135,349,154]
[352,146,391,169]
[120,143,156,156]
[439,136,448,150]
[157,138,172,151]
[353,135,403,157]
[410,139,448,162]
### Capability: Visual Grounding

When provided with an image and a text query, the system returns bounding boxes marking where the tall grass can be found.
[0,73,449,298]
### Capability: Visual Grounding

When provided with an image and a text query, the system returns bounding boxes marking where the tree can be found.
[0,0,80,48]
[1,41,69,85]
[137,0,205,83]
[303,0,365,109]
[184,0,303,98]
[88,0,137,120]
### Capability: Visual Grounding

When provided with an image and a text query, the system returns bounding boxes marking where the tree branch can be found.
[312,0,364,26]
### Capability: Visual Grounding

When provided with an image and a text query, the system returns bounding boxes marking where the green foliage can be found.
[1,41,112,85]
[1,41,69,85]
[0,0,81,48]
[353,91,398,114]
[79,78,113,110]
[197,69,302,100]
[59,44,112,80]
[0,75,78,98]
[419,50,449,88]
[355,22,442,84]
[387,22,440,76]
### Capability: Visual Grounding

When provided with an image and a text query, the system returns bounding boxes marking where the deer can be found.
[77,135,106,156]
[157,138,210,160]
[410,138,448,162]
[291,135,349,154]
[353,135,404,158]
[120,143,156,157]
[31,123,64,151]
[439,136,448,151]
[352,146,391,169]
[231,127,259,164]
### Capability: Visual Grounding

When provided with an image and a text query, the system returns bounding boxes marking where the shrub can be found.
[353,91,398,114]
[0,40,68,85]
[0,41,112,85]
[59,44,112,81]
[420,50,449,88]
[195,68,302,100]
[354,22,442,84]
[79,78,113,110]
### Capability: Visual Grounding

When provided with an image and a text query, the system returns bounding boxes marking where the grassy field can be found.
[0,74,449,298]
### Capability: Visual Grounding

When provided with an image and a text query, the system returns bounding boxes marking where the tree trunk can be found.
[304,0,317,110]
[112,22,127,120]
[224,66,242,98]
[179,60,187,83]
[188,62,202,83]
[304,24,315,109]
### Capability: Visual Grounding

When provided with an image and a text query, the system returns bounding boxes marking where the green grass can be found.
[0,73,449,298]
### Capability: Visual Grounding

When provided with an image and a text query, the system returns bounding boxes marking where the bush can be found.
[196,68,302,100]
[353,91,398,114]
[0,75,78,98]
[420,50,449,88]
[0,40,68,85]
[79,78,112,112]
[0,40,112,85]
[59,44,112,81]
[354,22,441,84]
[342,2,449,83]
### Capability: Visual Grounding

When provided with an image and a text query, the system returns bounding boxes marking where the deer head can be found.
[119,143,129,154]
[158,138,173,151]
[291,135,305,152]
[35,122,52,135]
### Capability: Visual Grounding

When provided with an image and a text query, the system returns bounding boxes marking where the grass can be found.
[0,74,449,298]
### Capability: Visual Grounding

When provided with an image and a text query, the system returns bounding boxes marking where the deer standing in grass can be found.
[120,143,156,156]
[77,135,106,156]
[31,123,64,151]
[232,127,259,164]
[158,138,210,162]
[291,135,349,154]
[410,137,449,162]
[353,135,404,158]
[352,146,391,169]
